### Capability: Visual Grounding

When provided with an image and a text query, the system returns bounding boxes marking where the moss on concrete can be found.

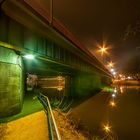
[0,91,43,123]
[0,47,23,117]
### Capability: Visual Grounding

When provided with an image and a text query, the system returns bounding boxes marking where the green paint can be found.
[0,92,43,123]
[0,47,23,117]
[0,12,111,118]
[71,73,101,98]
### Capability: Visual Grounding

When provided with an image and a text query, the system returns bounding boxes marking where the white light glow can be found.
[112,93,116,97]
[23,54,34,60]
[114,89,117,93]
[110,68,114,72]
[112,71,116,75]
[127,76,132,79]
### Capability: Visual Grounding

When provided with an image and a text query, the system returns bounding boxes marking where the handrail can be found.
[38,93,61,140]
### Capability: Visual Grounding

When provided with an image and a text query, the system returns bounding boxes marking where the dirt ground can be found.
[53,109,92,140]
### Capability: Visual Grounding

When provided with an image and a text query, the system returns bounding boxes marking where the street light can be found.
[98,42,109,63]
[99,46,108,56]
[107,61,114,68]
[103,123,111,133]
[110,68,115,72]
[112,71,116,76]
[23,54,34,60]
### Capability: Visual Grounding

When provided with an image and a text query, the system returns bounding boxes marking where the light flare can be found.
[112,93,116,97]
[23,54,34,60]
[103,123,111,133]
[114,89,117,93]
[110,101,116,107]
[57,86,63,91]
[108,61,114,68]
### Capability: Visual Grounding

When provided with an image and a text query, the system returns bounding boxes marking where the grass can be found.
[0,91,44,123]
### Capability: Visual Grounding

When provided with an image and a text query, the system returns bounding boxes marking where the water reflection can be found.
[71,85,140,140]
[109,100,116,107]
[117,85,140,94]
[103,85,140,140]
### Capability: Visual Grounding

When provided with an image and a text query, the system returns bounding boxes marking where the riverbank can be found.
[53,109,92,140]
[113,80,140,86]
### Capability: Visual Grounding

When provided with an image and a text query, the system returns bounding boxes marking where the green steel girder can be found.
[0,41,91,77]
[1,0,111,78]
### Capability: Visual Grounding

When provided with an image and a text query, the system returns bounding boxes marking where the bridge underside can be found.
[0,0,111,118]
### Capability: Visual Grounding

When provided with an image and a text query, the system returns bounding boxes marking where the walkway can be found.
[0,111,49,140]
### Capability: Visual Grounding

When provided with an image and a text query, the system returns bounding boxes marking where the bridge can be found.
[0,0,111,118]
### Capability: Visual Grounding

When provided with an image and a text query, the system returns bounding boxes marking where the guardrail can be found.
[38,93,61,140]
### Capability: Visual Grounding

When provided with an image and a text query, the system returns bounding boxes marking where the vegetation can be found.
[53,109,92,140]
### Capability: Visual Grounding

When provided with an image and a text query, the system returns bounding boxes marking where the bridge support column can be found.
[0,46,24,117]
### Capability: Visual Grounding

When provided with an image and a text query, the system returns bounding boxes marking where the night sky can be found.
[49,0,140,74]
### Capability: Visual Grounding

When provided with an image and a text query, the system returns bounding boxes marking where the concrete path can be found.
[0,111,49,140]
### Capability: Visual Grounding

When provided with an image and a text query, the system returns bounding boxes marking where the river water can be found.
[71,86,140,140]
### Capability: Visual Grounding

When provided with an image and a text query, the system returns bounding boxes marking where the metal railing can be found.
[38,93,61,140]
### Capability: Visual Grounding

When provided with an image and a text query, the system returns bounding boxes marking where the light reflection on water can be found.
[71,86,140,140]
[114,85,140,94]
[106,86,140,140]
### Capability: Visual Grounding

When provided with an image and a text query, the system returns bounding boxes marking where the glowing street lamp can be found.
[113,88,117,93]
[108,61,114,68]
[112,71,116,76]
[97,42,109,63]
[103,123,111,133]
[99,46,108,63]
[110,68,115,72]
[99,46,108,56]
[23,54,34,60]
[112,93,116,97]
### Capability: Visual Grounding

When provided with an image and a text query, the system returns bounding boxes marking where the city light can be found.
[96,41,111,64]
[120,86,124,93]
[108,61,114,68]
[57,76,63,80]
[57,86,63,91]
[99,46,107,55]
[23,54,34,60]
[113,89,117,93]
[103,123,111,133]
[110,68,115,72]
[112,71,117,76]
[119,74,122,77]
[110,101,116,107]
[112,93,116,97]
[98,44,109,56]
[127,76,132,79]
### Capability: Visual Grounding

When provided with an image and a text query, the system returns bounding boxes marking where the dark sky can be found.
[52,0,140,73]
